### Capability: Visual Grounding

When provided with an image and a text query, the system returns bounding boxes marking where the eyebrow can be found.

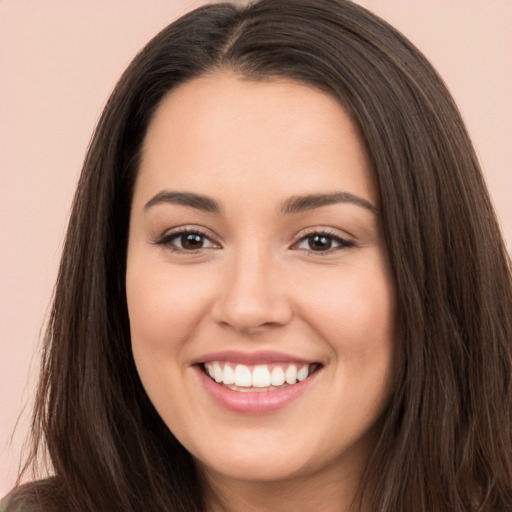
[144,191,221,213]
[280,192,378,215]
[144,190,378,215]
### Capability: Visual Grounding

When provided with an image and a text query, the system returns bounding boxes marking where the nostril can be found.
[210,270,293,332]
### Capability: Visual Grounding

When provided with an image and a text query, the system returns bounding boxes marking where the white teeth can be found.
[252,365,271,387]
[213,362,223,383]
[297,365,309,382]
[203,362,314,388]
[270,366,285,386]
[285,364,297,385]
[223,364,235,385]
[234,364,252,387]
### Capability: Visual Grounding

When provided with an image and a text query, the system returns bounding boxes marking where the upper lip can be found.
[191,350,320,366]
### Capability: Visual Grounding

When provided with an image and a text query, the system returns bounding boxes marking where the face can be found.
[126,72,396,489]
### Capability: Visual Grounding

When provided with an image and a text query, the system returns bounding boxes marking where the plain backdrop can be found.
[1,0,511,495]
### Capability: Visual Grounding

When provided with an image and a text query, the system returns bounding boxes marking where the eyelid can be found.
[151,225,355,254]
[153,225,221,251]
[291,228,355,253]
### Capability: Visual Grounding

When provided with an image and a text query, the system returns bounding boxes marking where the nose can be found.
[210,249,293,334]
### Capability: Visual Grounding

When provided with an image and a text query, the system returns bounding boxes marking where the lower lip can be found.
[195,366,318,414]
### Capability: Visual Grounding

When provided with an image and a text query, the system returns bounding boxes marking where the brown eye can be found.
[294,231,354,253]
[156,229,218,252]
[307,234,332,251]
[180,233,206,250]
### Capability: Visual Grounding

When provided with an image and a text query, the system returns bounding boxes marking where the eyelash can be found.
[293,230,355,254]
[153,229,219,253]
[153,228,355,254]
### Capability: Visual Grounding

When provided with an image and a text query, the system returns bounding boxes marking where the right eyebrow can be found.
[144,191,221,214]
[280,191,378,215]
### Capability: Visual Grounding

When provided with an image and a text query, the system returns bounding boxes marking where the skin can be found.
[126,71,396,512]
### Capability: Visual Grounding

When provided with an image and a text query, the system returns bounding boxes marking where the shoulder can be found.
[1,478,68,512]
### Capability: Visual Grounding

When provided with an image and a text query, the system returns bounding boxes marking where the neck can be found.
[201,454,371,512]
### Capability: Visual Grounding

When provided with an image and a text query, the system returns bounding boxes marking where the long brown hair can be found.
[5,1,512,510]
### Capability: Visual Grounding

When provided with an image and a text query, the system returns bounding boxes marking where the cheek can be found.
[318,266,396,416]
[126,261,214,356]
[126,260,215,419]
[295,256,397,413]
[297,262,395,350]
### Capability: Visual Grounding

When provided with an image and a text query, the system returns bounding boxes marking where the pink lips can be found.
[194,350,315,365]
[192,350,320,414]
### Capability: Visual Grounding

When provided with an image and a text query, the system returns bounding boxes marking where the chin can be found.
[197,450,314,484]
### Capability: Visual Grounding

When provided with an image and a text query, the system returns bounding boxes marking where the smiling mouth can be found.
[201,362,322,392]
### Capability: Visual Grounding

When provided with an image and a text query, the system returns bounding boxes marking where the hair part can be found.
[5,1,512,511]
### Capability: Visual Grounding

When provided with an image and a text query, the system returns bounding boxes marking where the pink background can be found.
[1,0,511,495]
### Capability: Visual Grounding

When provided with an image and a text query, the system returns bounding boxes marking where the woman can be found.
[3,0,511,510]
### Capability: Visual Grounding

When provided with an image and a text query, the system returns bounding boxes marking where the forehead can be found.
[135,71,376,208]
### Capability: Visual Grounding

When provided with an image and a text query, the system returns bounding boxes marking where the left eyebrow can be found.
[280,192,378,215]
[144,191,221,213]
